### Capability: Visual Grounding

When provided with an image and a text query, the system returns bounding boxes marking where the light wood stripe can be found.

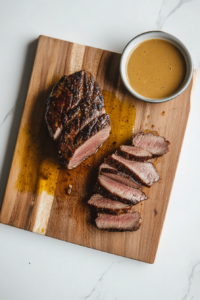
[32,192,54,235]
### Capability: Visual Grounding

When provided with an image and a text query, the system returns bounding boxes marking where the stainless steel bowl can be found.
[120,31,193,103]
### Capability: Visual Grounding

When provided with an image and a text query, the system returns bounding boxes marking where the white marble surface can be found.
[0,0,200,299]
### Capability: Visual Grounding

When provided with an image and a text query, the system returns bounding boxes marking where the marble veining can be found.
[182,261,200,300]
[155,0,196,30]
[0,106,15,126]
[82,260,122,300]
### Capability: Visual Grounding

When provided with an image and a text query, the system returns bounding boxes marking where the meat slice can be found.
[99,163,141,189]
[132,132,170,156]
[95,175,147,205]
[95,212,141,231]
[88,194,135,215]
[118,145,152,161]
[65,99,105,128]
[58,114,111,169]
[105,154,159,187]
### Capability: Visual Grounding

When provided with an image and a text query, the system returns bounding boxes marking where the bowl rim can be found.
[120,30,193,103]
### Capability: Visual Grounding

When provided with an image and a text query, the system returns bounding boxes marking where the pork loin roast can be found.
[45,70,111,169]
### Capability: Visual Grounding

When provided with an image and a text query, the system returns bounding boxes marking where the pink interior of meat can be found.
[68,126,111,169]
[101,170,140,189]
[96,212,140,229]
[120,145,152,157]
[132,133,169,155]
[111,154,159,186]
[88,194,130,209]
[99,175,146,201]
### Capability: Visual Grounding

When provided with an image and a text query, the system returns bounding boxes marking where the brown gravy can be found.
[127,39,186,99]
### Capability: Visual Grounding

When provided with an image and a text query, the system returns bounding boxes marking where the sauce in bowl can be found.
[126,39,186,99]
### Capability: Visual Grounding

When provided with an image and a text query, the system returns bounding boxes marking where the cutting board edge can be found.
[39,34,122,55]
[150,69,197,264]
[0,38,42,224]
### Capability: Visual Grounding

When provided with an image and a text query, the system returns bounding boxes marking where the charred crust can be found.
[95,213,142,232]
[94,182,140,205]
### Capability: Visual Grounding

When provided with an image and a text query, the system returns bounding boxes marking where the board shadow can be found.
[0,39,38,210]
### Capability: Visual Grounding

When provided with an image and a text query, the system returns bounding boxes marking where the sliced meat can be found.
[99,163,141,189]
[118,145,152,161]
[45,70,111,169]
[95,212,141,232]
[105,154,159,187]
[88,194,135,215]
[59,114,111,169]
[95,175,147,205]
[132,132,170,156]
[45,70,105,141]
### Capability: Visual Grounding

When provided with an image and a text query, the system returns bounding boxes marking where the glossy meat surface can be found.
[45,70,110,168]
[106,154,159,187]
[95,212,141,231]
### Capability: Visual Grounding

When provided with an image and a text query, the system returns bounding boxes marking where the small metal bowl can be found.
[120,31,193,103]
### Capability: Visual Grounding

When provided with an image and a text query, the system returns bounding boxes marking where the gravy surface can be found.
[127,39,186,99]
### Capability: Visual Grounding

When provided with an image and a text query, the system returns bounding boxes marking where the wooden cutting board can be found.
[0,35,196,263]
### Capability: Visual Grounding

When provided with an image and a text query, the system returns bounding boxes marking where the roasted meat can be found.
[95,212,141,231]
[99,163,141,189]
[95,175,147,205]
[132,132,169,156]
[45,70,111,169]
[105,154,159,187]
[118,145,152,161]
[88,194,135,215]
[58,114,111,169]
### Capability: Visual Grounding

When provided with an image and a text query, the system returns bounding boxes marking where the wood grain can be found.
[0,35,196,263]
